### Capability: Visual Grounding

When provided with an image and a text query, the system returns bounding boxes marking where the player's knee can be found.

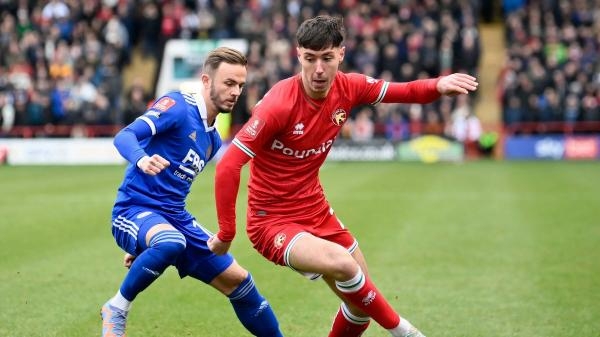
[149,229,186,263]
[326,253,359,280]
[228,272,256,302]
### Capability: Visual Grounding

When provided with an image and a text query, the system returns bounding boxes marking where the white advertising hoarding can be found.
[0,138,125,165]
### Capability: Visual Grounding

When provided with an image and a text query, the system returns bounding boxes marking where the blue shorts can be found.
[111,206,234,283]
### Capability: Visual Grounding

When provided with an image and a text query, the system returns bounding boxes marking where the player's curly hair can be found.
[296,15,345,51]
[203,47,247,74]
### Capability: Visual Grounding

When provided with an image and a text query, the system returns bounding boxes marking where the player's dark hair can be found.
[203,47,247,75]
[296,15,345,50]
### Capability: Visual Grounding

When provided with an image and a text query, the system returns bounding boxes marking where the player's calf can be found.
[228,273,283,337]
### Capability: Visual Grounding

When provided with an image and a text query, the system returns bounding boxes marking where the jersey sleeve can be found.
[345,72,441,105]
[215,144,252,242]
[113,92,184,165]
[137,93,183,136]
[344,72,388,105]
[113,120,152,165]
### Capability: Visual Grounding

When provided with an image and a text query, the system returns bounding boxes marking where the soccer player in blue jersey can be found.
[101,47,283,337]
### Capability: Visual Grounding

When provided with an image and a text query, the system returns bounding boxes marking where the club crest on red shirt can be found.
[152,97,176,111]
[274,233,286,249]
[331,109,347,126]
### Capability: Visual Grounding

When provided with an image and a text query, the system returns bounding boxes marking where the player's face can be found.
[208,62,247,113]
[297,46,344,99]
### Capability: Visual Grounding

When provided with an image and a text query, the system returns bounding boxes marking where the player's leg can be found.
[323,246,424,337]
[323,245,371,337]
[176,220,282,337]
[287,234,424,337]
[103,211,186,337]
[210,261,283,337]
[327,301,371,337]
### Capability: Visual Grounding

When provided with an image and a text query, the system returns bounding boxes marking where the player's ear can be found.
[296,47,301,60]
[201,73,210,88]
[339,46,345,63]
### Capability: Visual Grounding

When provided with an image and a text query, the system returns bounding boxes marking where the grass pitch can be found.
[0,161,599,337]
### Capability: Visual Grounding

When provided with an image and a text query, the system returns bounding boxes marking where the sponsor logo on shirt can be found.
[244,118,265,139]
[152,97,176,111]
[331,109,347,126]
[365,76,377,84]
[173,149,205,183]
[271,138,334,159]
[293,122,304,135]
[188,131,197,141]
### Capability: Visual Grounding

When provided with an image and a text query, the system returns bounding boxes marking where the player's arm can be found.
[113,120,170,175]
[381,73,478,104]
[208,144,252,255]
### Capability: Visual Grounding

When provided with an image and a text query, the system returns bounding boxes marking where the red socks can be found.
[335,269,400,329]
[328,303,370,337]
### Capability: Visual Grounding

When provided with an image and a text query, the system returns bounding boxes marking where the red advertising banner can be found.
[564,136,599,159]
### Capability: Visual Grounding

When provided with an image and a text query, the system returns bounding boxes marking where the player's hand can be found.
[137,154,170,175]
[208,235,232,255]
[436,73,478,96]
[123,253,136,269]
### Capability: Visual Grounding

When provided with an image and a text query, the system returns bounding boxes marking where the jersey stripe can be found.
[138,116,157,135]
[370,81,389,105]
[182,93,196,106]
[232,138,255,157]
[192,220,214,236]
[112,215,139,239]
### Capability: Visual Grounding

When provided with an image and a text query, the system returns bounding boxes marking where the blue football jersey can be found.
[112,91,222,218]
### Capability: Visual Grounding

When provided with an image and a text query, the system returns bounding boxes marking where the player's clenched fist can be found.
[137,154,170,175]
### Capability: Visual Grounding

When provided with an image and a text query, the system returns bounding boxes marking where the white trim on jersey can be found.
[138,116,157,135]
[232,138,255,158]
[180,91,214,132]
[112,215,139,239]
[193,93,214,132]
[182,93,196,106]
[192,220,214,236]
[370,81,389,105]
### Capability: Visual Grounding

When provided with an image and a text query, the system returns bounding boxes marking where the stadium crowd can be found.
[498,0,600,134]
[0,0,485,140]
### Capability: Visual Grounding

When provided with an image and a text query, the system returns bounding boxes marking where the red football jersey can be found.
[232,72,387,219]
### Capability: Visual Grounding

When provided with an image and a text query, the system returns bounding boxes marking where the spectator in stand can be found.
[122,78,151,125]
[350,107,375,143]
[1,0,481,139]
[385,109,409,142]
[499,0,600,133]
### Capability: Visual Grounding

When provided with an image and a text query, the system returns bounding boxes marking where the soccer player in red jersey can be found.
[209,15,478,337]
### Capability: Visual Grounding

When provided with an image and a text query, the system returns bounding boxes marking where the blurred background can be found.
[0,0,599,163]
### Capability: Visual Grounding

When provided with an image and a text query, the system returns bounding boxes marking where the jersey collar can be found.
[191,92,215,132]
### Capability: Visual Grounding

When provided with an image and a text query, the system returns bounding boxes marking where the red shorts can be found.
[246,208,357,269]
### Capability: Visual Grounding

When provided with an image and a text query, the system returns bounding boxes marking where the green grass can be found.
[1,161,599,337]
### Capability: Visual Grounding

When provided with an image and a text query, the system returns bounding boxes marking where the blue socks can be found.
[119,230,186,301]
[228,274,283,337]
